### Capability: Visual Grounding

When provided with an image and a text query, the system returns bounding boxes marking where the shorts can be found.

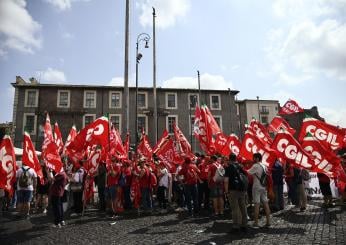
[17,190,33,203]
[210,184,224,198]
[109,185,117,200]
[252,188,268,204]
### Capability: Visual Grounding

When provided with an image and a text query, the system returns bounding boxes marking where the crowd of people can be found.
[1,151,346,231]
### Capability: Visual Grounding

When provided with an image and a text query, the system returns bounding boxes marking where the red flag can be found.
[84,147,101,176]
[268,116,296,135]
[214,133,229,155]
[298,117,346,151]
[42,113,54,154]
[239,131,276,168]
[137,133,153,159]
[155,137,176,172]
[204,106,222,135]
[67,116,109,152]
[54,122,64,154]
[123,132,130,156]
[22,132,43,180]
[173,123,192,155]
[248,119,273,146]
[153,130,169,153]
[108,126,126,159]
[301,134,342,176]
[0,135,17,195]
[194,105,216,154]
[42,114,63,172]
[63,125,77,155]
[272,131,315,170]
[279,99,304,115]
[221,134,242,157]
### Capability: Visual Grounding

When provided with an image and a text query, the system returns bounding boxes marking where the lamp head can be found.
[137,53,143,62]
[145,40,149,48]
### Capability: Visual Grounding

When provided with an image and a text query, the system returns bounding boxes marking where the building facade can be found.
[236,99,280,138]
[12,76,239,152]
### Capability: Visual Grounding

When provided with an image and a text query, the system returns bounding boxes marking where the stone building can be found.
[236,99,280,139]
[11,76,239,152]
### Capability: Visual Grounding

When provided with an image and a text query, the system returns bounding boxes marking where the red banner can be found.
[63,125,77,155]
[298,117,346,151]
[272,131,315,170]
[239,131,277,167]
[22,132,43,181]
[268,116,296,135]
[194,106,216,154]
[173,123,192,155]
[248,119,273,147]
[0,135,17,195]
[279,99,304,115]
[54,122,64,154]
[221,134,242,157]
[301,134,342,176]
[214,133,228,155]
[137,133,153,160]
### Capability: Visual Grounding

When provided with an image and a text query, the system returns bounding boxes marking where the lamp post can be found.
[152,7,158,145]
[189,95,196,148]
[135,33,150,150]
[257,96,260,122]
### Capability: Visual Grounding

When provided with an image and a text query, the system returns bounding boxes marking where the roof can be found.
[236,99,279,103]
[11,82,239,94]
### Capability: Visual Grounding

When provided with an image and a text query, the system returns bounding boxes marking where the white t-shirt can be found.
[159,168,169,188]
[73,168,84,183]
[248,162,266,190]
[16,166,37,191]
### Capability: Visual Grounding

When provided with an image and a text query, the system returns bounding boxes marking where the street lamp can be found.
[135,33,151,150]
[257,96,260,122]
[189,95,197,149]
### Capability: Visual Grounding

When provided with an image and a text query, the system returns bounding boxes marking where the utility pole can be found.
[197,70,201,105]
[124,0,130,137]
[152,7,158,145]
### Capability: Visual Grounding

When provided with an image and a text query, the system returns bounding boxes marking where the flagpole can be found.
[197,70,201,105]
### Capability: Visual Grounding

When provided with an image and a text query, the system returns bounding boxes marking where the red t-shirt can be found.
[208,162,219,187]
[198,160,209,180]
[122,166,132,186]
[107,163,121,186]
[179,164,199,185]
[139,166,150,188]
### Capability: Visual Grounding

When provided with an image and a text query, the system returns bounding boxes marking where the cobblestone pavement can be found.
[1,200,346,245]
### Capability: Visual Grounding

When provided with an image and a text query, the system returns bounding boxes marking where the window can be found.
[84,91,96,108]
[210,94,221,110]
[83,114,96,128]
[110,114,121,132]
[188,94,199,109]
[166,115,178,134]
[261,116,268,124]
[261,106,269,114]
[166,93,177,109]
[109,91,122,108]
[137,92,147,108]
[214,115,223,131]
[23,113,37,134]
[137,115,148,134]
[25,89,38,107]
[57,90,70,108]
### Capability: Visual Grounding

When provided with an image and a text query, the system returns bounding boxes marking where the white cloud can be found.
[319,107,346,128]
[62,32,74,40]
[137,0,191,29]
[44,0,71,11]
[43,0,90,11]
[162,73,234,90]
[0,0,42,54]
[266,90,298,106]
[38,68,67,83]
[267,0,346,85]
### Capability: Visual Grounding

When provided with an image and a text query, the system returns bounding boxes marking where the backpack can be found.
[213,163,225,183]
[234,164,248,191]
[301,169,310,181]
[256,164,268,187]
[19,167,33,188]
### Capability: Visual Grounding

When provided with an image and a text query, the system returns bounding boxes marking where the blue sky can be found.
[0,0,345,127]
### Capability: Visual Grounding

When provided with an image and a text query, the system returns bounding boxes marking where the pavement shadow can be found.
[197,226,306,245]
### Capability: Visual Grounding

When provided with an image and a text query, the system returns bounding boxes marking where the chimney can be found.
[15,76,26,84]
[29,77,39,84]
